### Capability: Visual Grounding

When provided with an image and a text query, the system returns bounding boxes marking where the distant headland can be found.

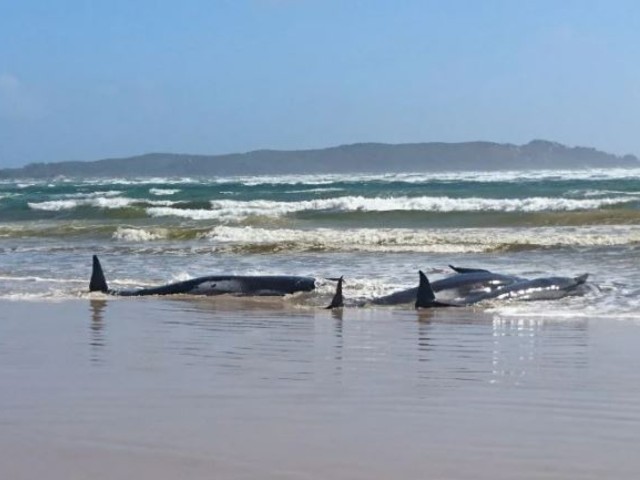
[1,140,638,179]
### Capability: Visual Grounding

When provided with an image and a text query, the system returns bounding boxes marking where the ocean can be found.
[1,168,640,315]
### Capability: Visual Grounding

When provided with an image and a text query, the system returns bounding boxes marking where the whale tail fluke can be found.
[326,276,344,309]
[416,271,457,309]
[89,255,109,293]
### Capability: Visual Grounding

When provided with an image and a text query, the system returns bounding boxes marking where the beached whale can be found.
[372,269,523,305]
[460,273,590,304]
[415,270,590,308]
[89,255,317,297]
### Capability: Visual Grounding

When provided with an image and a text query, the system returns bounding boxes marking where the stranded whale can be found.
[372,269,523,305]
[89,255,317,297]
[326,267,527,309]
[415,270,590,309]
[460,273,590,304]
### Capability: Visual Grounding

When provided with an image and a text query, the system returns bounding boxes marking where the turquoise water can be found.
[3,169,640,228]
[1,168,640,316]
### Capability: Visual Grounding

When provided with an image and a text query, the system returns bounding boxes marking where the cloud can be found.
[0,73,47,120]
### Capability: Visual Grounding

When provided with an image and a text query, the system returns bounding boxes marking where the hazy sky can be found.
[1,0,640,167]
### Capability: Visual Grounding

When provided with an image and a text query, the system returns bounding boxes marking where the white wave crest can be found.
[232,195,631,213]
[60,190,123,199]
[113,227,168,241]
[147,207,222,220]
[28,200,81,211]
[84,177,197,185]
[19,167,640,189]
[149,188,181,195]
[201,168,640,186]
[284,187,345,194]
[203,225,640,253]
[575,189,640,198]
[143,195,635,221]
[146,199,184,206]
[28,197,137,211]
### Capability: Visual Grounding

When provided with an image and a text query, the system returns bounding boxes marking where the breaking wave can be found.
[113,227,169,241]
[149,188,181,195]
[201,225,640,253]
[28,197,137,211]
[143,195,637,222]
[111,226,207,241]
[27,197,184,211]
[6,221,639,253]
[60,190,123,199]
[169,168,640,185]
[8,168,640,188]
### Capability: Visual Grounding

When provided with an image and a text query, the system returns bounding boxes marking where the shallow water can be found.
[2,169,640,317]
[1,299,640,479]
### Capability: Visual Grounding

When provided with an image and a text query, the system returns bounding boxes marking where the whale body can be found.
[415,270,590,309]
[372,270,523,305]
[89,255,316,297]
[460,274,590,304]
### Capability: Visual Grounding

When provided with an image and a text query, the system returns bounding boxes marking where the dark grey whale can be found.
[415,270,590,309]
[89,255,317,297]
[372,270,523,305]
[460,273,590,304]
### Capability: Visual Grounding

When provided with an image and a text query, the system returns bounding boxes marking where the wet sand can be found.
[1,298,640,479]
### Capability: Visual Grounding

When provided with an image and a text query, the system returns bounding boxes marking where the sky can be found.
[1,0,640,167]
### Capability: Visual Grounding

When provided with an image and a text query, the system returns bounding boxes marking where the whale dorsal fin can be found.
[89,255,109,293]
[326,276,344,309]
[416,271,460,308]
[415,270,436,308]
[574,273,589,284]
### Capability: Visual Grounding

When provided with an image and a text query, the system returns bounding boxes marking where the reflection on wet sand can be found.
[85,296,591,388]
[89,299,107,363]
[332,308,344,372]
[490,315,589,385]
[89,295,592,389]
[413,308,589,385]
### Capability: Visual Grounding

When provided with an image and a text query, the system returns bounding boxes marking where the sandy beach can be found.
[2,298,640,479]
